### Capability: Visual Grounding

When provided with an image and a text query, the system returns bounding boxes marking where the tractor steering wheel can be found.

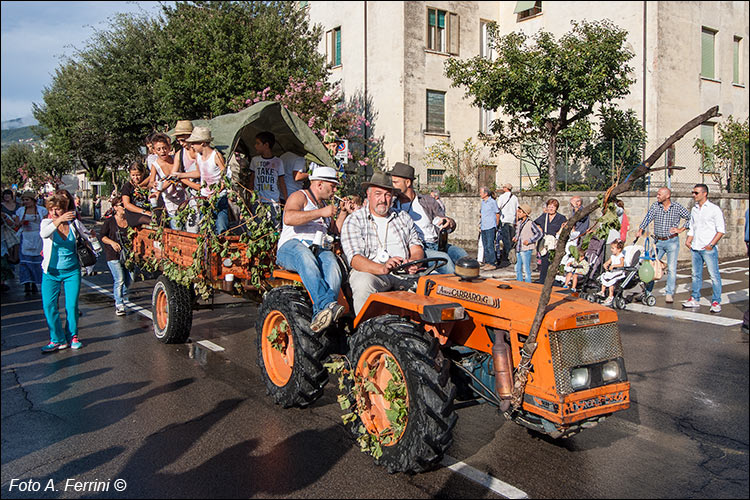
[390,257,447,278]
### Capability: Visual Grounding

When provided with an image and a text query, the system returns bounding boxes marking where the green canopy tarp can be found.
[169,101,335,168]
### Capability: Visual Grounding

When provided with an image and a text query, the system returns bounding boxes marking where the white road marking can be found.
[81,278,152,320]
[719,266,749,274]
[441,455,529,499]
[626,303,743,326]
[652,278,740,296]
[676,256,748,272]
[197,340,225,352]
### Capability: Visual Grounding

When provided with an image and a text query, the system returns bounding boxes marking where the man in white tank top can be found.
[276,166,355,333]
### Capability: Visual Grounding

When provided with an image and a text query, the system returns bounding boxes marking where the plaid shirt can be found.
[639,201,690,238]
[341,203,423,265]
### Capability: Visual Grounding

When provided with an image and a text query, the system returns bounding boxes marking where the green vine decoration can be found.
[267,319,288,353]
[127,175,280,299]
[325,354,408,460]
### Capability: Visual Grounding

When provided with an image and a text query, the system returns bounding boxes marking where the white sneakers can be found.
[681,297,700,308]
[709,301,722,313]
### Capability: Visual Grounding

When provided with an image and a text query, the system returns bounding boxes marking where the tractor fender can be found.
[353,291,466,329]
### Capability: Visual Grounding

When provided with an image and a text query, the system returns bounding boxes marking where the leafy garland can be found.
[127,176,280,299]
[325,354,408,460]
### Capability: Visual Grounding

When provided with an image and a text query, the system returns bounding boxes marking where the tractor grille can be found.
[549,323,624,395]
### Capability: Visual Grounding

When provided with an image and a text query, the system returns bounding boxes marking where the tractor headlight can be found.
[602,360,620,382]
[570,367,590,390]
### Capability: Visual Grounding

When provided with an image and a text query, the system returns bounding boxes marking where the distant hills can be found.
[1,115,38,130]
[1,126,40,150]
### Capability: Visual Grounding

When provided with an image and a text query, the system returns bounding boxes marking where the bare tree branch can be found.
[509,105,721,411]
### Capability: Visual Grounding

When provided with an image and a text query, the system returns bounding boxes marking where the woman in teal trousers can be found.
[39,191,98,353]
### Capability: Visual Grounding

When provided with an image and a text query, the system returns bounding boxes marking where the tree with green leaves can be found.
[155,1,328,121]
[445,19,635,191]
[586,106,647,189]
[693,116,749,193]
[1,144,33,188]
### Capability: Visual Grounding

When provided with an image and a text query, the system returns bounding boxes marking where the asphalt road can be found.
[1,254,748,499]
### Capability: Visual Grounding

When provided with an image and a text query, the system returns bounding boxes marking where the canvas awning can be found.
[514,1,537,14]
[168,101,335,168]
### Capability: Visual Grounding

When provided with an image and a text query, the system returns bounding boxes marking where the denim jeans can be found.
[424,241,468,274]
[481,228,497,265]
[515,249,532,282]
[214,195,229,234]
[497,223,514,261]
[42,266,81,344]
[276,239,342,315]
[646,237,680,295]
[691,247,722,303]
[107,260,133,307]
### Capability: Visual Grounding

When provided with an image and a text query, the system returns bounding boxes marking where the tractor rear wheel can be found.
[151,276,193,343]
[343,315,457,473]
[256,286,331,408]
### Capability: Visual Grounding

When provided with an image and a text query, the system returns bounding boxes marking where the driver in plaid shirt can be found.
[341,172,424,314]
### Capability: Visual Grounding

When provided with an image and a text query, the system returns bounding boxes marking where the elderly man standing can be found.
[682,184,725,312]
[479,186,499,271]
[277,166,355,332]
[569,196,590,239]
[390,162,467,274]
[341,172,424,315]
[636,187,690,303]
[495,183,518,266]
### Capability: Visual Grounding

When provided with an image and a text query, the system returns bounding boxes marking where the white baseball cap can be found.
[309,166,339,185]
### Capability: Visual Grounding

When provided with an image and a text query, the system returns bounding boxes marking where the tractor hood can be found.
[417,275,618,332]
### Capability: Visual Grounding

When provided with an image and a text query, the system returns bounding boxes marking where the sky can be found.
[1,1,164,123]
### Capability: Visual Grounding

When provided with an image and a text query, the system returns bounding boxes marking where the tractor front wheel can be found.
[151,276,193,343]
[344,315,457,474]
[256,286,331,408]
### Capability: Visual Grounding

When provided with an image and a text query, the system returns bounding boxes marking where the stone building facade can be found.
[305,1,749,190]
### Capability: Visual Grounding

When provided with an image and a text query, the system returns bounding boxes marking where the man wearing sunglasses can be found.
[683,184,725,312]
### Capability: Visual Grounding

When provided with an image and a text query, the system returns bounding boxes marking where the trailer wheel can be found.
[152,276,193,344]
[343,315,457,474]
[256,286,331,408]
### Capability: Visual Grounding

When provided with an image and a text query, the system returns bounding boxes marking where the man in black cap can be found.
[341,171,424,314]
[390,162,467,274]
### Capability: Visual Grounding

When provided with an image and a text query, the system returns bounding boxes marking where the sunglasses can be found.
[691,191,701,195]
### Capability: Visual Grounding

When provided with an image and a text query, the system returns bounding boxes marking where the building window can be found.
[701,27,716,79]
[327,27,342,67]
[699,123,716,172]
[515,1,542,20]
[426,90,446,133]
[427,7,459,54]
[427,169,445,184]
[733,36,742,84]
[480,107,494,135]
[480,20,495,60]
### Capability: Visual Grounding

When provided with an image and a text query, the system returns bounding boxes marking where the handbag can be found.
[653,259,665,280]
[73,223,97,267]
[537,215,557,257]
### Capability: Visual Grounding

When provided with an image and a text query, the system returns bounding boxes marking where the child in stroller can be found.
[598,240,626,306]
[560,236,606,297]
[586,239,656,309]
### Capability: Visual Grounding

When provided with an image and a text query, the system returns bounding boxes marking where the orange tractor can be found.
[135,225,630,474]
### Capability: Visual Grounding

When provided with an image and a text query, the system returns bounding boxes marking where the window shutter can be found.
[437,10,445,29]
[428,8,436,27]
[426,91,445,133]
[335,28,342,66]
[733,37,741,84]
[701,28,715,79]
[326,30,333,65]
[449,13,459,55]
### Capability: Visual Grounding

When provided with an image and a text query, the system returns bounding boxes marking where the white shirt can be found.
[250,155,285,203]
[279,152,307,195]
[372,214,407,260]
[397,198,438,244]
[496,191,518,224]
[687,199,726,250]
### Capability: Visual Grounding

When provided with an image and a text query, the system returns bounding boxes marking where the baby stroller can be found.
[573,237,607,297]
[584,239,656,309]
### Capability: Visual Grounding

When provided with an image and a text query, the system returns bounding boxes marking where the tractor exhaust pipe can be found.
[493,339,514,412]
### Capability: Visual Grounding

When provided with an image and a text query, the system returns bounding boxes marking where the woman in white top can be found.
[14,191,47,294]
[599,240,626,306]
[175,127,231,234]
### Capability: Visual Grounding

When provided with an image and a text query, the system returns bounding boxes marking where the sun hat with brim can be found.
[389,162,415,180]
[518,204,532,216]
[309,166,340,185]
[21,190,36,200]
[361,171,394,191]
[172,120,194,137]
[184,126,213,144]
[503,183,513,190]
